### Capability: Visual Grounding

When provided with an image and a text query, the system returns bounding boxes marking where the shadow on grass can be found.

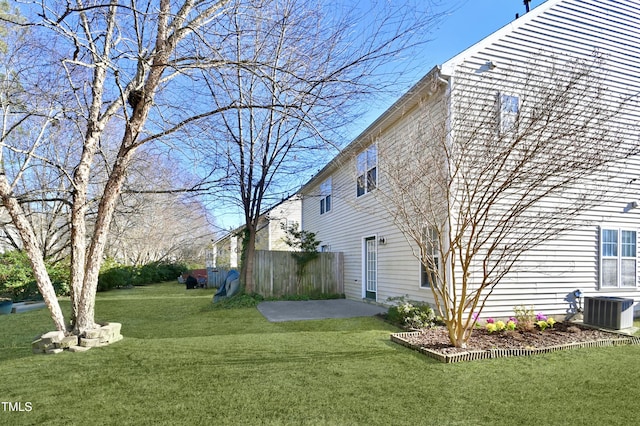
[0,282,398,363]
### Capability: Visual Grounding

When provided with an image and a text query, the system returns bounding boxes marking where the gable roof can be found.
[440,0,559,75]
[300,0,560,192]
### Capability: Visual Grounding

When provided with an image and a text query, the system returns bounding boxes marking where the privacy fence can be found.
[208,250,344,298]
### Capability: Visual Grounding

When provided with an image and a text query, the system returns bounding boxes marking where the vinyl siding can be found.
[302,0,640,317]
[444,0,640,317]
[301,93,445,305]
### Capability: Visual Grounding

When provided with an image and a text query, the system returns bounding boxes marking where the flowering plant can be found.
[535,316,556,331]
[479,307,556,333]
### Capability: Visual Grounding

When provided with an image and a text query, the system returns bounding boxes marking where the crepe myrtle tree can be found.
[377,54,639,348]
[0,0,234,335]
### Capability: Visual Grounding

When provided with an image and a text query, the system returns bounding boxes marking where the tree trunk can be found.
[0,176,66,331]
[447,320,472,349]
[241,225,257,294]
[73,147,136,335]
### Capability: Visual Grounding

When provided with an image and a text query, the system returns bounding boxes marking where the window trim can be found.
[320,177,332,215]
[498,92,519,134]
[600,226,637,289]
[356,145,377,197]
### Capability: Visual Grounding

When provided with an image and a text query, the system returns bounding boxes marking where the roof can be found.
[299,0,559,192]
[213,194,301,244]
[440,0,558,75]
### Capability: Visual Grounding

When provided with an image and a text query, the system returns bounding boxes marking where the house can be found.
[211,195,302,268]
[299,0,640,319]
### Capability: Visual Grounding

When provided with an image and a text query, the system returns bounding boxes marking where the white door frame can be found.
[362,235,378,301]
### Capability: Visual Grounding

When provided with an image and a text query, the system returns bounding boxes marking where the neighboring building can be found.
[212,195,302,268]
[299,0,640,318]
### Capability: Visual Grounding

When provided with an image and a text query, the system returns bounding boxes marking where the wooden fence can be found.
[208,251,344,297]
[253,250,344,298]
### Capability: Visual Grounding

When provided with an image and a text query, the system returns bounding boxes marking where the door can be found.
[364,237,377,300]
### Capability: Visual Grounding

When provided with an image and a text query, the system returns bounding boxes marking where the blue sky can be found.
[422,0,546,66]
[215,0,548,230]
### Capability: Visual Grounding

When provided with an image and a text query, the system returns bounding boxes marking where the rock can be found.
[40,330,65,344]
[79,337,101,348]
[45,348,64,355]
[68,345,91,353]
[104,322,122,336]
[56,335,79,349]
[85,328,103,339]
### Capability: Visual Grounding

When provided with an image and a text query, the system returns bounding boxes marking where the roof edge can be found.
[441,0,559,75]
[299,65,447,193]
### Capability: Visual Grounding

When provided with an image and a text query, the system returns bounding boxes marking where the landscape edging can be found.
[390,331,640,363]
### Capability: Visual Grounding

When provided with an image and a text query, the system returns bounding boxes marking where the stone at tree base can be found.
[104,322,122,336]
[33,331,79,352]
[57,335,79,349]
[31,339,49,354]
[45,348,64,355]
[79,337,101,348]
[40,330,65,344]
[32,324,123,354]
[85,328,103,339]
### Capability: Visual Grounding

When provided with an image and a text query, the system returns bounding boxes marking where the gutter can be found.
[299,65,450,193]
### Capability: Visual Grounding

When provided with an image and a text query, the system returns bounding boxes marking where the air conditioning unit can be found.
[583,296,634,330]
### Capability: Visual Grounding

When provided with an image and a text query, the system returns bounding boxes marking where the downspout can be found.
[436,67,455,313]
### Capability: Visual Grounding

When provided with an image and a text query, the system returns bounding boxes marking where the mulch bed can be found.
[391,322,640,363]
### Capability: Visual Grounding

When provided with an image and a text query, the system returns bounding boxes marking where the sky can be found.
[215,0,548,230]
[416,0,546,66]
[349,0,547,134]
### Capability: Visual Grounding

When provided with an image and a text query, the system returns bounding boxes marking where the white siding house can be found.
[300,0,640,318]
[212,195,302,268]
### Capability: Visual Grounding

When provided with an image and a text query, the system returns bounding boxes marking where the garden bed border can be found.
[391,331,640,363]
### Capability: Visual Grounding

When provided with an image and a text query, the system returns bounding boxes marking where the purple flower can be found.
[536,312,547,321]
[472,312,480,321]
[486,318,495,324]
[509,317,518,323]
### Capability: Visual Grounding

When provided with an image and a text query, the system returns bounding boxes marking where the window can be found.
[320,178,332,215]
[499,93,519,133]
[357,145,377,197]
[420,227,440,288]
[601,227,637,288]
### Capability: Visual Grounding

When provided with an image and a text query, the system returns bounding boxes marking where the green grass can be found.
[1,282,640,425]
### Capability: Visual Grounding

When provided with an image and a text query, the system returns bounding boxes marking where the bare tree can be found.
[196,0,442,293]
[378,54,638,347]
[1,1,233,335]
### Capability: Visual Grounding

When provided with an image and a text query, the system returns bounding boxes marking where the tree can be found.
[107,193,214,266]
[377,54,638,347]
[282,222,320,286]
[0,1,233,335]
[196,0,442,293]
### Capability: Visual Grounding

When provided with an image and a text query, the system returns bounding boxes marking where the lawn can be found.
[1,282,639,425]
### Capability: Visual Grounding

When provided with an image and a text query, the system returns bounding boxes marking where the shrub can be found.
[98,259,189,291]
[386,297,436,329]
[513,305,537,332]
[0,251,70,301]
[212,293,264,309]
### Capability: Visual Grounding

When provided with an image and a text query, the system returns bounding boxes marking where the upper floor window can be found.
[357,145,377,197]
[499,93,519,133]
[320,178,332,215]
[601,227,637,288]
